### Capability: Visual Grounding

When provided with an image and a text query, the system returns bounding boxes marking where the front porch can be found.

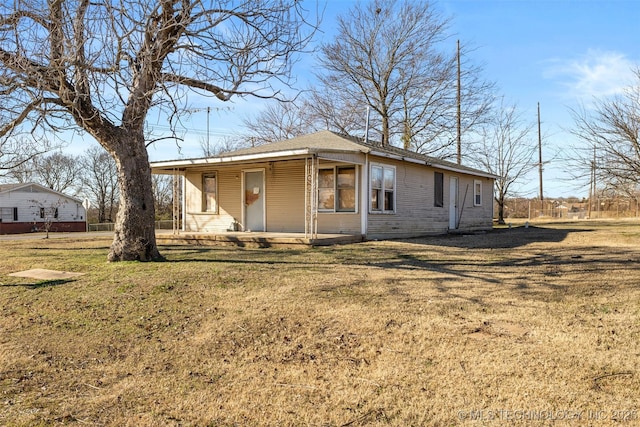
[156,230,363,248]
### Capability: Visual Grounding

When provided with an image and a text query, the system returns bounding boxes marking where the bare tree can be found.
[314,0,493,156]
[240,100,317,146]
[0,136,51,181]
[570,68,640,191]
[80,145,119,223]
[241,92,366,146]
[471,100,537,224]
[29,198,67,239]
[0,1,317,261]
[32,152,81,195]
[152,174,173,220]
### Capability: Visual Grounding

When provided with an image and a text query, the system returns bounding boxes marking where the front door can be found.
[449,177,458,230]
[244,170,265,232]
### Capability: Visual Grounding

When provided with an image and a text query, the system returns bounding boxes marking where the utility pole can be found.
[537,102,543,202]
[207,106,210,150]
[457,40,462,165]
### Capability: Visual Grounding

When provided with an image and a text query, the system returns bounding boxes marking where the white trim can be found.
[449,176,459,230]
[151,147,498,180]
[368,149,498,179]
[369,162,396,214]
[152,149,313,169]
[474,179,482,206]
[317,165,358,214]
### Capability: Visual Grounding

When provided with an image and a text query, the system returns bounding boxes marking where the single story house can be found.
[0,183,87,234]
[151,131,497,241]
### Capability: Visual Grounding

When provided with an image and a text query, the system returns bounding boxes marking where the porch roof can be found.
[151,130,498,179]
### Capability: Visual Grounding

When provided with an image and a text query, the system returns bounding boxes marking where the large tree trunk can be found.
[107,134,162,262]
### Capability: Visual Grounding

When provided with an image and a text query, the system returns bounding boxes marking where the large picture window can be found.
[203,173,218,213]
[318,166,356,212]
[370,164,395,213]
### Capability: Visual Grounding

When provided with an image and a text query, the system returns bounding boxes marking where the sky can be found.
[97,0,640,198]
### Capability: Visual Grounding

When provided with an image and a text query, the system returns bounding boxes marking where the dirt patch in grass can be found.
[1,219,639,426]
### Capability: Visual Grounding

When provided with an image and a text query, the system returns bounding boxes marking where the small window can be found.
[40,207,45,218]
[474,180,482,206]
[13,207,18,221]
[434,172,444,207]
[318,166,356,212]
[54,208,59,219]
[370,164,395,213]
[202,173,218,213]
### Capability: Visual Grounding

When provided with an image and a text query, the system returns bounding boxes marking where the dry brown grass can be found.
[1,220,640,426]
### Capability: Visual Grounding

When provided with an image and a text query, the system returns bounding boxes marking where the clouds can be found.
[544,49,637,101]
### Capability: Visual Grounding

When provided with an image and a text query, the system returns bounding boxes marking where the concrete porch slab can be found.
[156,231,363,248]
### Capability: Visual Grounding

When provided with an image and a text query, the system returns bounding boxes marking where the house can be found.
[0,183,87,234]
[150,131,496,242]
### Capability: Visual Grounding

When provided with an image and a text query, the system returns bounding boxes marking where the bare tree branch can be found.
[0,0,318,261]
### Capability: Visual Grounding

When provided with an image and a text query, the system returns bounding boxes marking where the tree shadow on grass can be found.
[1,279,76,289]
[399,225,593,250]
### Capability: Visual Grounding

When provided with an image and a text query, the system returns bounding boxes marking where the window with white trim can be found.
[370,164,395,213]
[202,173,218,213]
[474,180,482,206]
[318,166,356,212]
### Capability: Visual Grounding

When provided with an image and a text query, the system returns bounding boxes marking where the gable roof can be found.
[0,182,83,203]
[151,130,497,179]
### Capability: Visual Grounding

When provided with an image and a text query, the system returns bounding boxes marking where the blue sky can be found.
[147,1,640,198]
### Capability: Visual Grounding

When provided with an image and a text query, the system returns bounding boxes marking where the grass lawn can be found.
[1,220,639,426]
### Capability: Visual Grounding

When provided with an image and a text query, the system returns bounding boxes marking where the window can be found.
[13,207,18,221]
[203,173,218,213]
[40,207,58,218]
[474,180,482,206]
[318,166,356,212]
[370,164,395,213]
[434,172,444,207]
[318,169,335,211]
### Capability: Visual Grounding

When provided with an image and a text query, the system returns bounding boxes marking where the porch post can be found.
[305,157,310,238]
[181,170,186,232]
[304,155,318,239]
[172,168,180,235]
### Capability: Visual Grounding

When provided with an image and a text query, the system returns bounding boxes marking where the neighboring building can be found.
[151,131,496,240]
[0,183,86,234]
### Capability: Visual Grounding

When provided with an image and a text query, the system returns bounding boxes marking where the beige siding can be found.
[456,176,494,230]
[184,167,243,232]
[181,155,493,238]
[265,160,306,232]
[317,213,360,234]
[366,156,493,239]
